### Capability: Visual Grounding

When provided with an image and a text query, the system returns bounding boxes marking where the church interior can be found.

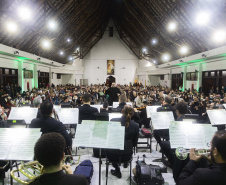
[0,0,226,185]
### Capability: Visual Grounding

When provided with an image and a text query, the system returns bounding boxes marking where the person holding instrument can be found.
[30,101,72,148]
[108,105,139,178]
[29,132,88,185]
[177,130,226,185]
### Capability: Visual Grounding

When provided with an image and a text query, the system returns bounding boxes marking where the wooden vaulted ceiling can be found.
[0,0,225,64]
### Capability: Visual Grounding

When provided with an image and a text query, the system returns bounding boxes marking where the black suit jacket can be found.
[78,104,98,124]
[30,170,88,185]
[111,116,139,147]
[157,104,177,120]
[177,160,226,185]
[30,116,72,146]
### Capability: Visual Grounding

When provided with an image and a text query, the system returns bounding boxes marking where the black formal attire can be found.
[107,116,139,172]
[94,109,110,121]
[177,160,226,185]
[160,115,185,168]
[36,108,41,118]
[29,170,88,185]
[117,102,126,111]
[154,104,176,145]
[138,107,150,128]
[78,104,98,124]
[30,116,72,147]
[105,87,121,106]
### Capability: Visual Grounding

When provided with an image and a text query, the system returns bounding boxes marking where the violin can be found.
[45,91,59,121]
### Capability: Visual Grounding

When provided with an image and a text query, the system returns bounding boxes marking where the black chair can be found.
[0,161,9,185]
[94,112,109,121]
[106,140,133,185]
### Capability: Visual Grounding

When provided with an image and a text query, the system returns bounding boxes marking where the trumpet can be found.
[175,147,210,160]
[10,155,81,185]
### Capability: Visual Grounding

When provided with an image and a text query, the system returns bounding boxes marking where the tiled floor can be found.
[2,138,176,185]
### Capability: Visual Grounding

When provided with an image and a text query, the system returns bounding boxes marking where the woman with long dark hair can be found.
[108,105,139,178]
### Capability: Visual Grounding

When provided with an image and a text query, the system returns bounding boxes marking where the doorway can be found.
[106,76,115,87]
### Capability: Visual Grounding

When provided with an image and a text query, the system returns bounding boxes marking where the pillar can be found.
[182,66,187,91]
[169,68,172,89]
[49,67,52,85]
[18,61,24,92]
[197,63,203,92]
[33,64,38,88]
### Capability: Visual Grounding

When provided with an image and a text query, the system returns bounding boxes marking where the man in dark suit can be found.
[177,130,226,185]
[30,101,72,147]
[154,96,177,145]
[78,94,98,124]
[105,83,121,106]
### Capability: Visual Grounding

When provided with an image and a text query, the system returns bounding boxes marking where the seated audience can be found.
[29,132,88,185]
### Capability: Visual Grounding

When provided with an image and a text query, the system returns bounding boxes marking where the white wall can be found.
[83,20,139,85]
[159,74,171,87]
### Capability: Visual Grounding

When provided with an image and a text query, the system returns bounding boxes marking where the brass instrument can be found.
[10,155,81,185]
[175,147,210,160]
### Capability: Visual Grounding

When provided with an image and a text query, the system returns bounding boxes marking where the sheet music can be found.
[56,108,79,124]
[146,106,161,118]
[8,107,38,124]
[169,122,217,149]
[90,105,103,113]
[112,102,133,108]
[109,113,122,121]
[150,112,175,129]
[207,110,226,125]
[0,128,41,160]
[74,121,124,150]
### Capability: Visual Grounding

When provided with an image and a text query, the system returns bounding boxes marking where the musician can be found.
[154,96,177,147]
[107,105,139,178]
[160,101,188,168]
[116,93,127,111]
[78,94,98,124]
[177,130,226,185]
[138,101,150,128]
[105,83,121,106]
[29,132,88,185]
[33,96,42,118]
[30,101,72,147]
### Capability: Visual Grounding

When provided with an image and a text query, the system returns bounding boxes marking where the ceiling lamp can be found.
[5,21,18,33]
[168,22,177,31]
[142,47,147,53]
[151,38,158,45]
[41,39,52,49]
[67,38,71,43]
[179,46,189,55]
[162,53,171,62]
[196,12,210,25]
[213,30,226,42]
[59,51,64,56]
[18,6,32,21]
[47,20,57,31]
